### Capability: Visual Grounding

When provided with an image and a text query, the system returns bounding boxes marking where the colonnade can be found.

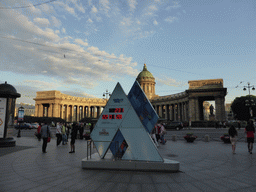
[153,101,189,122]
[35,103,104,122]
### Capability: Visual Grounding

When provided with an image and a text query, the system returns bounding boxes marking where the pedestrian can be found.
[160,123,167,144]
[155,123,161,143]
[245,120,255,154]
[228,125,238,154]
[66,123,71,142]
[56,122,62,146]
[62,123,67,145]
[79,123,84,139]
[238,121,241,130]
[69,122,78,153]
[151,125,159,146]
[40,123,51,153]
[36,123,42,141]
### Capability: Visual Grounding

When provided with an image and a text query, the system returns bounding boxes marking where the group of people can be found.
[228,119,255,154]
[151,123,167,146]
[35,122,85,154]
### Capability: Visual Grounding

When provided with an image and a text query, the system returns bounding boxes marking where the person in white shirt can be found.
[56,122,62,146]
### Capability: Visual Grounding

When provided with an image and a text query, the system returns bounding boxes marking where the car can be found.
[31,123,39,129]
[165,121,183,130]
[15,123,33,130]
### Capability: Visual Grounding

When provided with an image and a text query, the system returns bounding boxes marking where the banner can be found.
[0,98,7,138]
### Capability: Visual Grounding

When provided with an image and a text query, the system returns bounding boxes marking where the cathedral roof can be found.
[137,64,154,79]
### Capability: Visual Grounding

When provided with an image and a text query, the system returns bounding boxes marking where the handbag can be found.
[47,137,51,143]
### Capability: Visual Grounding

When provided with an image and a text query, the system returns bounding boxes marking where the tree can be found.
[231,95,256,121]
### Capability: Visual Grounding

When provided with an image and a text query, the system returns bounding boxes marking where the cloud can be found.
[99,0,110,14]
[23,80,60,90]
[165,16,178,23]
[28,4,42,14]
[51,16,62,28]
[74,39,89,47]
[156,76,186,87]
[62,28,66,33]
[120,17,133,26]
[87,18,93,23]
[54,1,76,16]
[143,4,158,16]
[91,5,98,13]
[166,1,181,10]
[128,0,137,12]
[33,17,50,27]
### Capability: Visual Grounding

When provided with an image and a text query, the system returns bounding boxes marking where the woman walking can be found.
[245,120,255,154]
[228,125,238,154]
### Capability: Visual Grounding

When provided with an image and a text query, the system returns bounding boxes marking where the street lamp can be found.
[243,82,255,118]
[103,89,111,99]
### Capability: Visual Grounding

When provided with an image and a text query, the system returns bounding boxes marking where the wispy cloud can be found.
[165,16,178,23]
[128,0,137,12]
[156,76,186,87]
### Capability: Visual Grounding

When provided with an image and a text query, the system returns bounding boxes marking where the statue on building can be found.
[210,104,214,115]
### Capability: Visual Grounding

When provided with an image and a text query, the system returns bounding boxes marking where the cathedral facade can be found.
[34,64,227,122]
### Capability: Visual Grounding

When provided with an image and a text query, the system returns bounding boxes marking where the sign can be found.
[18,107,24,122]
[91,82,163,162]
[0,98,7,138]
[188,79,223,89]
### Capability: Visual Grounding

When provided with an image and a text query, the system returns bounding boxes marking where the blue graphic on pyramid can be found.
[90,81,163,162]
[128,81,158,133]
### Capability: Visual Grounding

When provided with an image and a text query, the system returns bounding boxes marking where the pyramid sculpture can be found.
[90,82,163,162]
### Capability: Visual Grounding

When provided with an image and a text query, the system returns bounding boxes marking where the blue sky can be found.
[1,0,256,105]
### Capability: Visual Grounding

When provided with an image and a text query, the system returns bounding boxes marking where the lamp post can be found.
[243,82,255,118]
[103,89,111,99]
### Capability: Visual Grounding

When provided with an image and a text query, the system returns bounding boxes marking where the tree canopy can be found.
[231,95,256,121]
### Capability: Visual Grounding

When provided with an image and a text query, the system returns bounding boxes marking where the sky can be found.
[1,0,256,105]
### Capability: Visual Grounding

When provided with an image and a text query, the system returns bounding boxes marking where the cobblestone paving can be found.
[0,132,256,192]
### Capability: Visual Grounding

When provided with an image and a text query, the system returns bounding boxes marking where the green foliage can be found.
[231,95,256,121]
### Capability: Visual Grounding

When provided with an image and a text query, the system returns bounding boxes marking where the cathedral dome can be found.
[136,64,154,79]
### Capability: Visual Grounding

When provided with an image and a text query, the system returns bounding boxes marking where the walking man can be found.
[40,123,51,153]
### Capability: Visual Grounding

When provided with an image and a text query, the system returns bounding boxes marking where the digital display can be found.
[109,108,124,113]
[102,114,122,119]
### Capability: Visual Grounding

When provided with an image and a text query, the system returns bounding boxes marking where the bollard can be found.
[204,134,210,142]
[172,135,177,141]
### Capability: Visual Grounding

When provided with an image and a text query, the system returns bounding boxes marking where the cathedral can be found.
[34,64,227,122]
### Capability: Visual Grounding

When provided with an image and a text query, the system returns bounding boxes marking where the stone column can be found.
[52,103,58,118]
[177,103,181,121]
[48,104,53,117]
[170,104,173,121]
[76,106,80,122]
[60,104,63,119]
[35,104,38,117]
[215,96,226,122]
[159,105,162,118]
[166,104,170,121]
[66,105,69,122]
[189,97,200,121]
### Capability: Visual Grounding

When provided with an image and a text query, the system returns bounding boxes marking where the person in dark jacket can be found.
[228,125,238,154]
[40,123,51,153]
[69,122,78,153]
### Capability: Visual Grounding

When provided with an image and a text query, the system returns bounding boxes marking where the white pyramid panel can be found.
[91,82,132,159]
[119,106,163,162]
[120,128,163,162]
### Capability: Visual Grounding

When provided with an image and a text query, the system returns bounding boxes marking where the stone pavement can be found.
[0,136,256,192]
